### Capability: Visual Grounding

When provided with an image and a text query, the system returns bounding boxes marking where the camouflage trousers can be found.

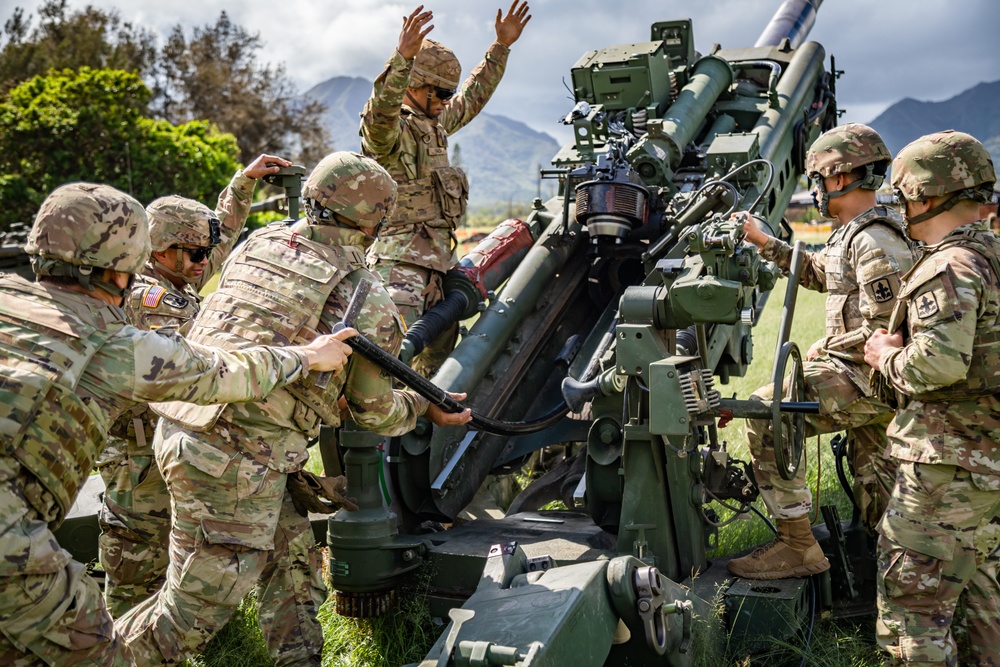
[746,357,897,532]
[0,455,132,665]
[876,461,1000,666]
[370,260,458,378]
[98,431,171,618]
[116,422,326,666]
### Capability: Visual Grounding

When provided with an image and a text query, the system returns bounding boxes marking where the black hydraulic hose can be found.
[346,332,569,437]
[403,290,469,357]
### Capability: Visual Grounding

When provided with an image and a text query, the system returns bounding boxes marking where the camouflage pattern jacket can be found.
[760,206,914,392]
[879,221,1000,474]
[361,44,509,273]
[0,273,311,525]
[108,169,257,451]
[154,220,430,474]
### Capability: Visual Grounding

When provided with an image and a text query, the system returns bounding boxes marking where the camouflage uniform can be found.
[361,39,509,377]
[118,153,430,667]
[873,131,1000,666]
[99,171,257,618]
[0,183,316,666]
[748,206,913,531]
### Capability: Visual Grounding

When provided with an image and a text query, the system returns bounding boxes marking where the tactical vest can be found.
[382,112,469,232]
[182,220,363,437]
[0,275,124,524]
[823,206,908,339]
[890,226,1000,401]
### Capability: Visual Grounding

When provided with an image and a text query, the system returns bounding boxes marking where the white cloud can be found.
[4,0,998,143]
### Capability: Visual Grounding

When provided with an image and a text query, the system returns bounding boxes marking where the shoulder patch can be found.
[871,278,895,303]
[162,293,190,310]
[142,285,167,309]
[914,291,940,319]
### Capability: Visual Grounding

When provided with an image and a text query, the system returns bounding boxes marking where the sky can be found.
[3,0,998,144]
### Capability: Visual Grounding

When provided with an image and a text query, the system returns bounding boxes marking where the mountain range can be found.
[304,76,560,209]
[869,79,1000,169]
[305,76,1000,210]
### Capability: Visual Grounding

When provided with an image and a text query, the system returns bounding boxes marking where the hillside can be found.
[869,79,1000,166]
[304,76,561,208]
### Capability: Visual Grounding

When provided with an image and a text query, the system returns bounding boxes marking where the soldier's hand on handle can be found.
[398,6,434,59]
[864,328,903,369]
[426,391,473,426]
[300,327,358,373]
[495,1,531,47]
[244,154,293,180]
[733,211,770,249]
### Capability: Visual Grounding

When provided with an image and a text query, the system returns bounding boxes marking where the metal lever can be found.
[316,278,373,389]
[634,566,668,656]
[437,608,476,667]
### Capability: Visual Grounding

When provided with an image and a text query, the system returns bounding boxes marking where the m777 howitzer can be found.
[318,1,881,664]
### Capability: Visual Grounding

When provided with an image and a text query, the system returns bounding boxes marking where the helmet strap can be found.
[405,88,433,117]
[91,270,133,299]
[905,194,961,226]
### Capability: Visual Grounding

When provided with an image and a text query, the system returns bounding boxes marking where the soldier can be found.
[0,182,354,666]
[728,124,915,580]
[362,2,531,377]
[864,130,1000,666]
[117,152,472,667]
[99,154,291,618]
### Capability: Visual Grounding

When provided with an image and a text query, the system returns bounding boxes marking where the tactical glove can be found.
[287,470,359,516]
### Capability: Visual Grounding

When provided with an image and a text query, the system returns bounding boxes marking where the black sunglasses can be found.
[431,87,456,101]
[174,245,213,263]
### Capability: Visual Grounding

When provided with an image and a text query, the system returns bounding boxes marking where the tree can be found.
[0,2,329,165]
[153,11,330,164]
[0,67,241,231]
[0,0,156,92]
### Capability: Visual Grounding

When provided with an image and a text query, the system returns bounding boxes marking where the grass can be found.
[194,231,887,666]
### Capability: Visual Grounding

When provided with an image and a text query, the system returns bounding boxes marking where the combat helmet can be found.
[147,195,221,253]
[409,39,461,91]
[806,123,891,217]
[303,152,397,229]
[25,182,149,294]
[892,130,996,214]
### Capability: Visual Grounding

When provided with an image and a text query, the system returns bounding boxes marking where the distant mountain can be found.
[869,80,1000,168]
[304,76,561,208]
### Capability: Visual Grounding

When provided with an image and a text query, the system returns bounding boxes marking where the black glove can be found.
[286,470,359,517]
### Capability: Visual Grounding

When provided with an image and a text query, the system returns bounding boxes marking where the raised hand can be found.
[244,154,292,180]
[495,1,531,47]
[398,5,434,59]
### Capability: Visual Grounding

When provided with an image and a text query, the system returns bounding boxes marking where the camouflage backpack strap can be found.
[0,276,121,522]
[840,206,908,248]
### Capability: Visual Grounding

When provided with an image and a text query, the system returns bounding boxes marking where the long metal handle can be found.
[316,278,373,389]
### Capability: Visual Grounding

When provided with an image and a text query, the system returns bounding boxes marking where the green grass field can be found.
[190,232,886,666]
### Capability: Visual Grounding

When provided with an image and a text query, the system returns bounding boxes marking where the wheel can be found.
[772,341,805,481]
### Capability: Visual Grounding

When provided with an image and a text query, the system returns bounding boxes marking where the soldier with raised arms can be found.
[99,154,292,618]
[117,152,472,667]
[730,124,916,580]
[362,2,531,377]
[0,182,355,665]
[865,130,1000,666]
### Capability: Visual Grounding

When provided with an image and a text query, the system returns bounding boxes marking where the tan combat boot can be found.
[726,515,831,579]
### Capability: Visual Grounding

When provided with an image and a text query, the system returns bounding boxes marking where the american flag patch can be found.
[142,286,167,308]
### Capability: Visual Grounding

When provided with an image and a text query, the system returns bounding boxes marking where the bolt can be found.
[402,550,416,562]
[638,600,651,613]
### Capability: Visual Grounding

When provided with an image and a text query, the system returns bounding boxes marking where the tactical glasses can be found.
[174,245,213,263]
[430,87,456,101]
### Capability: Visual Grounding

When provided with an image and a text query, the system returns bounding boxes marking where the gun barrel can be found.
[755,0,823,49]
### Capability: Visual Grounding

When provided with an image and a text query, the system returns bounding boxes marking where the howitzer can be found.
[322,0,879,664]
